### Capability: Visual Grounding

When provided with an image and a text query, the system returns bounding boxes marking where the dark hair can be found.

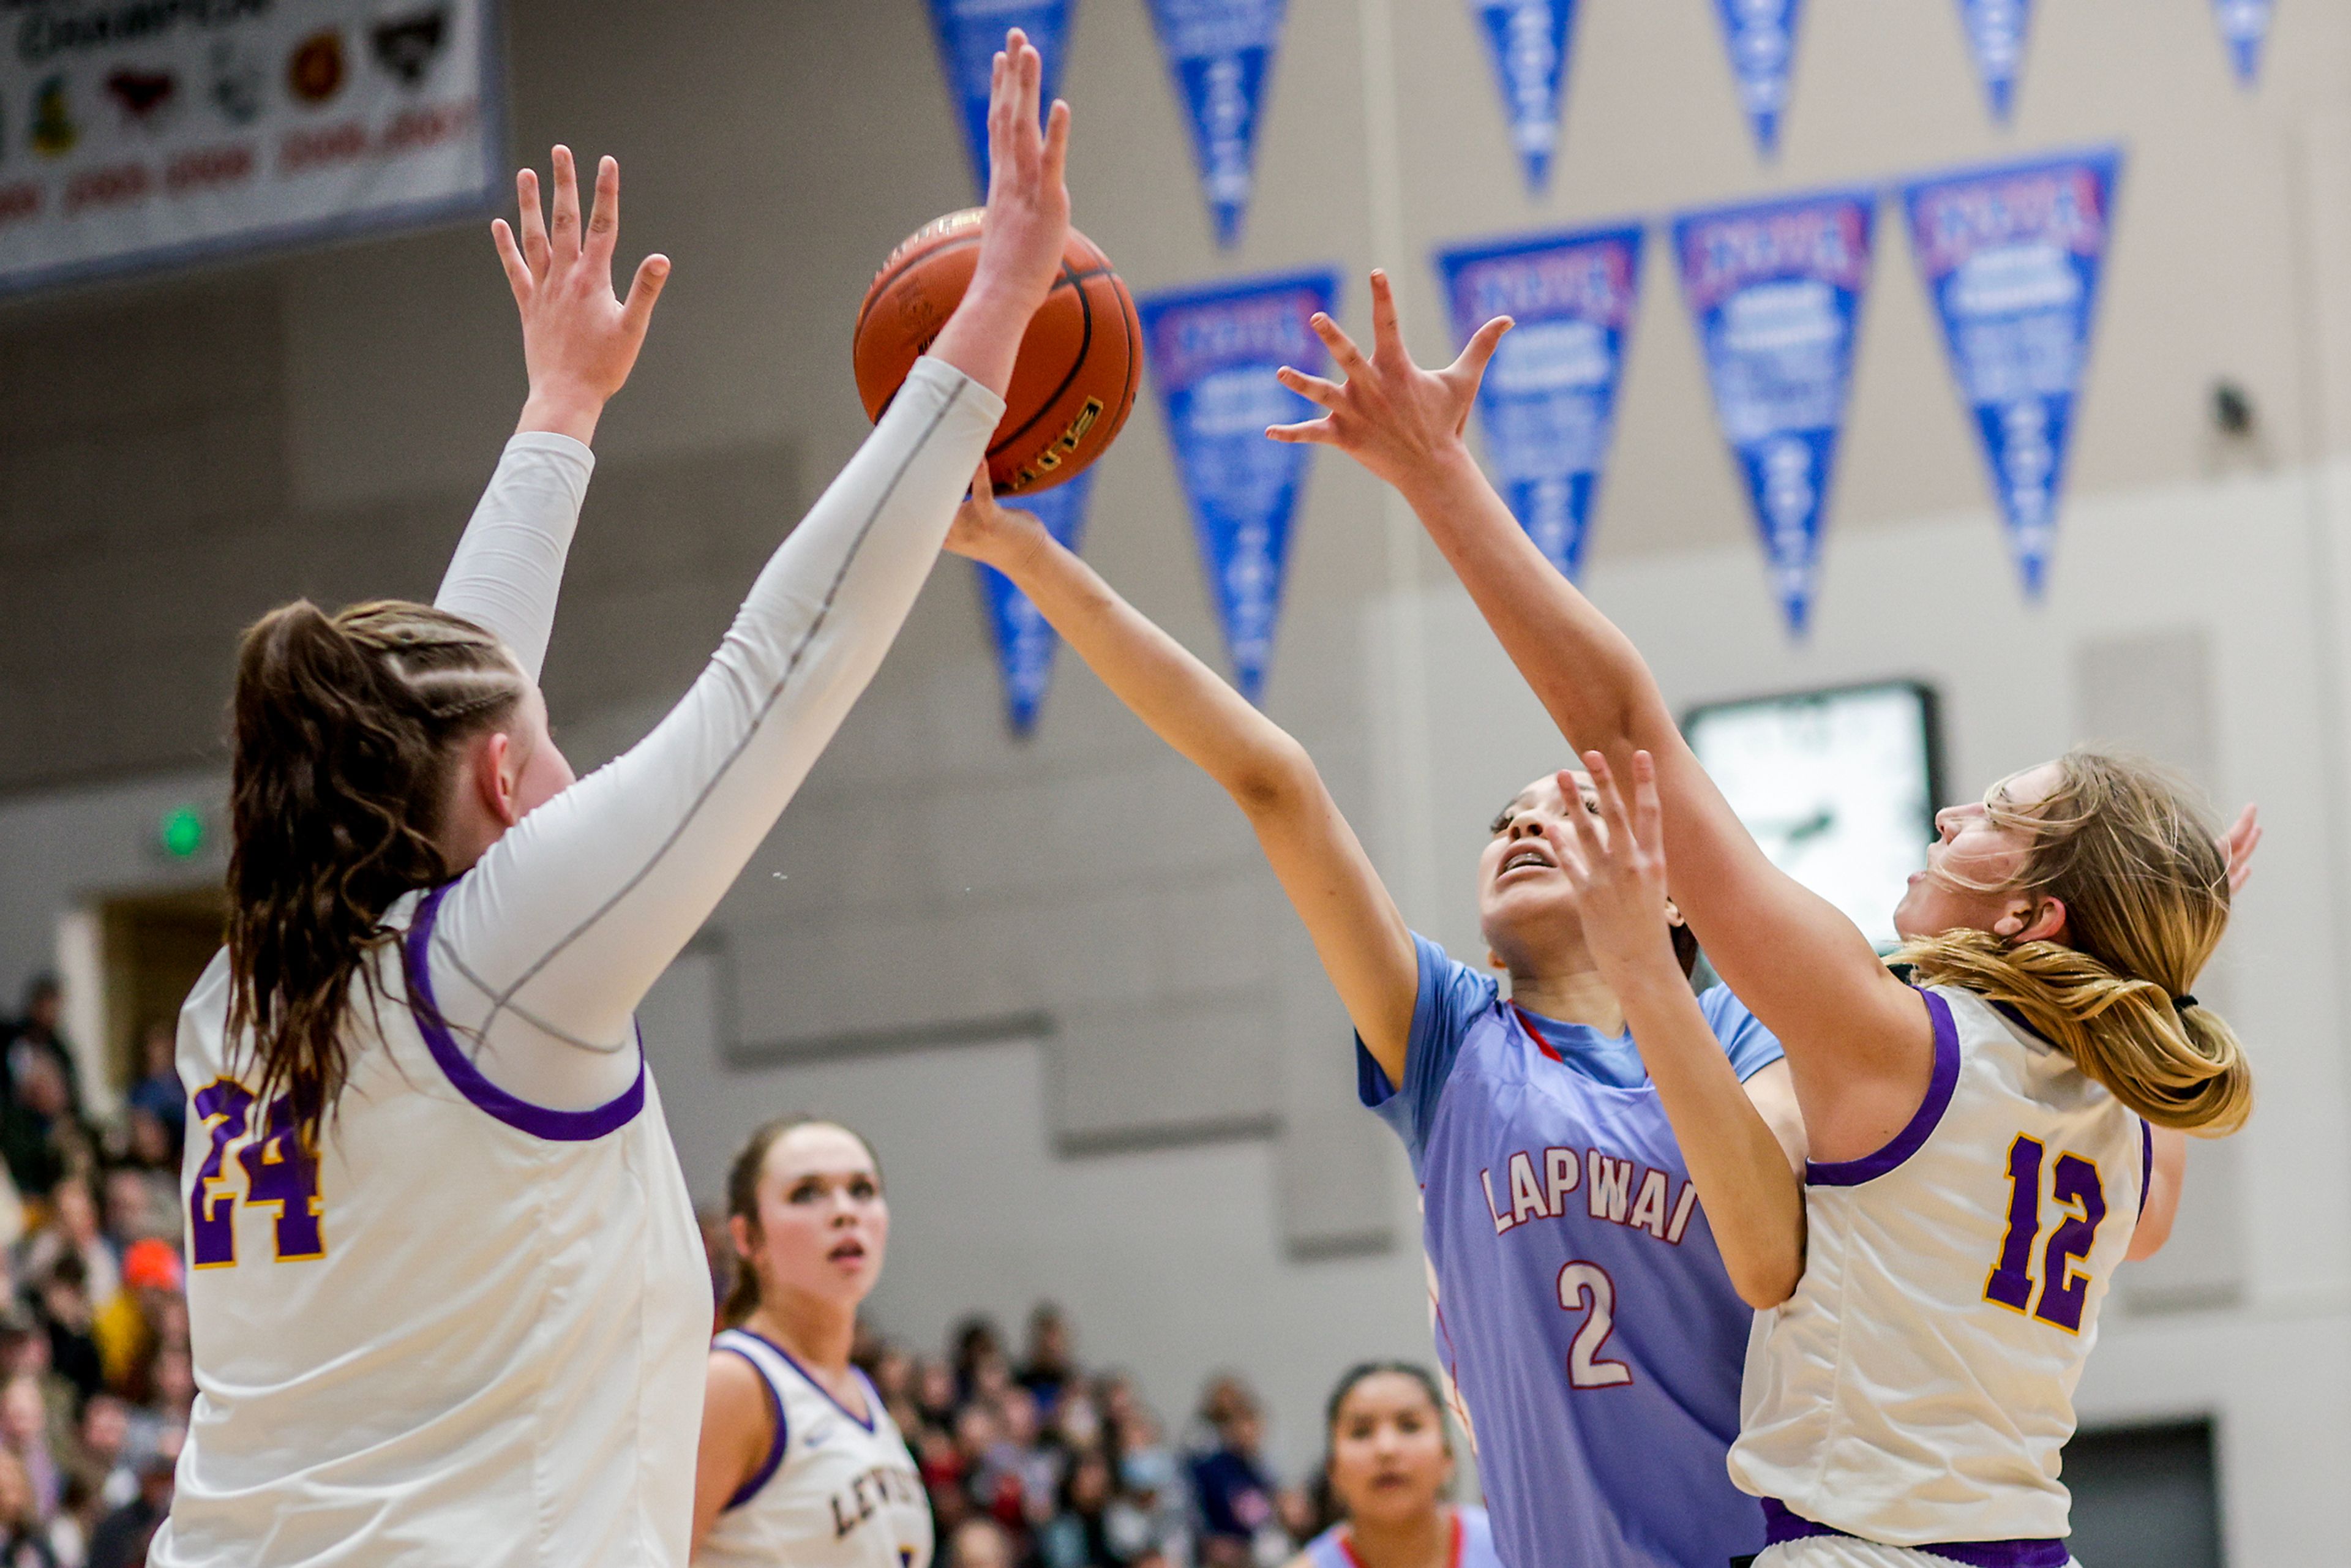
[719,1117,882,1326]
[1323,1360,1446,1436]
[225,599,524,1149]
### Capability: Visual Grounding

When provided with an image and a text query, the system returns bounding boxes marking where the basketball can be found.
[853,209,1141,495]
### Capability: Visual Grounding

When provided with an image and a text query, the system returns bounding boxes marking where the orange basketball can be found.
[853,210,1141,496]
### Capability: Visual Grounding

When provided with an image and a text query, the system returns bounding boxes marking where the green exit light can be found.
[159,807,206,860]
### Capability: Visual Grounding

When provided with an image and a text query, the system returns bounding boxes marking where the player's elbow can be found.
[1729,1235,1804,1310]
[1228,735,1319,820]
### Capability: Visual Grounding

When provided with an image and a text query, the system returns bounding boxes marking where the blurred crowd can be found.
[0,977,190,1568]
[838,1304,1326,1568]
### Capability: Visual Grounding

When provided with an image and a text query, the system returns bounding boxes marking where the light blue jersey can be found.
[1359,936,1783,1568]
[1302,1504,1501,1568]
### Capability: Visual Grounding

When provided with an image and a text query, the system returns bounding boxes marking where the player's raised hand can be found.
[945,463,1052,571]
[1266,269,1512,492]
[970,28,1072,317]
[2222,803,2262,896]
[1555,751,1685,990]
[493,146,670,441]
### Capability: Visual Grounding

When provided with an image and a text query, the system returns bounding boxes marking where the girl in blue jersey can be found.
[1269,273,2253,1567]
[947,475,1805,1567]
[1290,1364,1501,1568]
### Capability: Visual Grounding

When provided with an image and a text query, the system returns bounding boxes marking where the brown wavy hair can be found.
[720,1117,882,1326]
[225,599,525,1146]
[1897,748,2251,1135]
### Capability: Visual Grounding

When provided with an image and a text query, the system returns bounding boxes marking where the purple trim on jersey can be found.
[716,1341,789,1512]
[2139,1119,2154,1218]
[740,1329,879,1433]
[1805,989,1960,1187]
[402,882,647,1141]
[1761,1499,2071,1567]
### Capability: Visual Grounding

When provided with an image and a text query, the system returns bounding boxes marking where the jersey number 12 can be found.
[1982,1133,2106,1333]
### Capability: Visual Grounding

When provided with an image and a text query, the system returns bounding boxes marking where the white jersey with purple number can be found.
[1731,986,2150,1550]
[154,358,1007,1568]
[697,1329,932,1568]
[1361,935,1785,1568]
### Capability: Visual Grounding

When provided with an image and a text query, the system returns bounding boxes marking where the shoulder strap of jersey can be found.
[713,1329,791,1510]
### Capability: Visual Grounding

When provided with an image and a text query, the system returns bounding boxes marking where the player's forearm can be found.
[1395,445,1674,756]
[1613,965,1805,1307]
[991,531,1316,811]
[434,432,594,683]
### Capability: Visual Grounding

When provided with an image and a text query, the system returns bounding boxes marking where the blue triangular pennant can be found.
[1137,270,1338,704]
[928,0,1078,200]
[1903,149,2122,599]
[1711,0,1802,156]
[2214,0,2273,84]
[1468,0,1575,192]
[1956,0,2033,121]
[1149,0,1288,248]
[1673,188,1877,634]
[975,469,1096,734]
[1434,224,1644,582]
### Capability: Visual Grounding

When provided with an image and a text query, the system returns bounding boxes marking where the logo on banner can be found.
[1712,0,1801,154]
[1468,0,1575,192]
[1957,0,2033,120]
[104,67,177,130]
[31,77,76,157]
[1903,148,2121,598]
[210,40,263,126]
[928,0,1075,198]
[371,9,451,88]
[1435,224,1643,582]
[1138,269,1338,704]
[2214,0,2273,84]
[1148,0,1286,247]
[287,31,347,105]
[976,469,1097,733]
[1673,187,1875,634]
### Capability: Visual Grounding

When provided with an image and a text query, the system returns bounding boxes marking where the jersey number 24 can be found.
[189,1080,326,1267]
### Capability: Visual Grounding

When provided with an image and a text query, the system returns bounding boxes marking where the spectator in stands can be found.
[953,1316,1005,1403]
[1,982,80,1123]
[28,1255,99,1407]
[23,1177,117,1307]
[67,1394,133,1516]
[0,1055,84,1209]
[1189,1376,1281,1568]
[1019,1302,1076,1413]
[0,1448,56,1568]
[119,1024,182,1161]
[948,1515,1015,1568]
[83,1425,176,1568]
[0,1378,59,1523]
[1039,1446,1119,1568]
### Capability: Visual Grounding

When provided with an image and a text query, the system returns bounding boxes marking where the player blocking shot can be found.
[154,31,1072,1568]
[1273,269,2250,1567]
[947,470,1806,1566]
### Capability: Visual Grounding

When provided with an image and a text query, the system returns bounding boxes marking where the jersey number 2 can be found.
[1557,1261,1633,1389]
[190,1080,326,1268]
[1982,1133,2106,1333]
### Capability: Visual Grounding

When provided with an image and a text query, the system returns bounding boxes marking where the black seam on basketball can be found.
[988,260,1101,465]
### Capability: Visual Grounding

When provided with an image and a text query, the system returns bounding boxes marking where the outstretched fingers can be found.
[1626,751,1664,863]
[620,252,670,338]
[1308,311,1371,380]
[490,219,533,303]
[1449,315,1513,386]
[1041,98,1071,187]
[1581,751,1641,867]
[516,167,550,276]
[1368,269,1404,359]
[585,154,620,264]
[549,145,581,262]
[1265,416,1340,445]
[1276,364,1343,410]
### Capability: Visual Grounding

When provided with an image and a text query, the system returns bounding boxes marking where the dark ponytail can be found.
[720,1117,883,1326]
[225,599,524,1147]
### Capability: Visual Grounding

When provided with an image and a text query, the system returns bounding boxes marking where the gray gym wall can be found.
[5,3,2351,1549]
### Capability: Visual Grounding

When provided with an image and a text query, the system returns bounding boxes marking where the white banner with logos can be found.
[0,0,501,295]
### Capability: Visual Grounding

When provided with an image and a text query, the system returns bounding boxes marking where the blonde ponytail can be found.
[1898,749,2251,1135]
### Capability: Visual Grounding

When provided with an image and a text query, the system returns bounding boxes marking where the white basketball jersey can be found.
[1731,986,2148,1545]
[153,885,712,1567]
[697,1329,932,1568]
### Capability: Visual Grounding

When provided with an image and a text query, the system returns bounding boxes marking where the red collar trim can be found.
[1335,1507,1463,1568]
[1508,1002,1566,1063]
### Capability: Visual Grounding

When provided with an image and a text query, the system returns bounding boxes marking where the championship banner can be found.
[1711,0,1802,156]
[976,469,1096,734]
[1956,0,2033,121]
[0,0,500,296]
[1902,148,2121,598]
[1673,187,1876,634]
[929,0,1076,198]
[2214,0,2274,84]
[1137,269,1337,704]
[1148,0,1287,248]
[1434,223,1643,582]
[1468,0,1575,193]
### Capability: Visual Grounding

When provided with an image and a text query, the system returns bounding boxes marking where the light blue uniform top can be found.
[1359,936,1785,1568]
[1301,1504,1501,1568]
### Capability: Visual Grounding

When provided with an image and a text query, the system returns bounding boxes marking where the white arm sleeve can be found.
[433,432,595,682]
[421,358,1004,1109]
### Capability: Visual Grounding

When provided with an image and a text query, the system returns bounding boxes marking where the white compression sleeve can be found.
[421,358,1004,1108]
[433,432,594,682]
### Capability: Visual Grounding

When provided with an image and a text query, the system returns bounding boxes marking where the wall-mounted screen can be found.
[1684,681,1943,950]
